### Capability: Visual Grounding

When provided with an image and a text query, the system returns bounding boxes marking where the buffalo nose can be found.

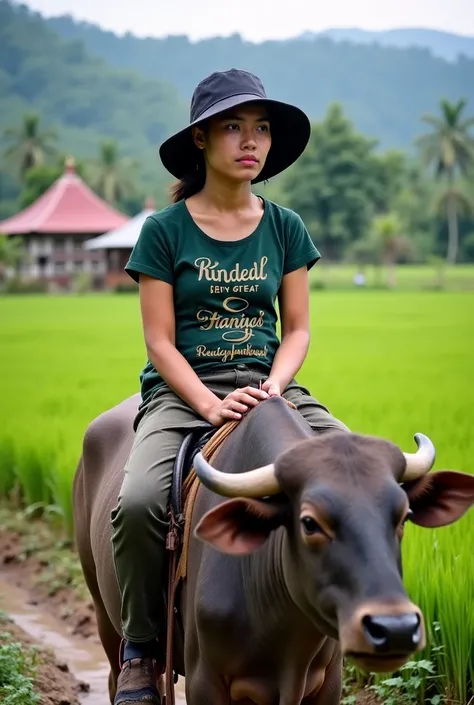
[362,613,422,653]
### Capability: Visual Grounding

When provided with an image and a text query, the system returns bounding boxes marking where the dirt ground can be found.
[0,510,380,705]
[0,519,98,641]
[0,615,87,705]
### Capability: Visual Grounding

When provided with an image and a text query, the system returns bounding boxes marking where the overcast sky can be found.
[24,0,474,41]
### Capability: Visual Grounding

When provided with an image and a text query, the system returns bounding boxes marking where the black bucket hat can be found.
[159,68,311,184]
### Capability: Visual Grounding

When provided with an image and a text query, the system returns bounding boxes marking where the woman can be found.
[111,68,349,705]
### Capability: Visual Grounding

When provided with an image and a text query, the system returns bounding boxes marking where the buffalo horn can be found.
[193,452,280,498]
[401,433,436,481]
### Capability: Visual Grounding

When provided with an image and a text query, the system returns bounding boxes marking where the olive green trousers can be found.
[110,365,349,642]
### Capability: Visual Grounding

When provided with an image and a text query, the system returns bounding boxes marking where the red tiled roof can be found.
[0,158,129,235]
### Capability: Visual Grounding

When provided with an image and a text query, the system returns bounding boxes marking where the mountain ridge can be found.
[28,3,474,62]
[0,0,187,205]
[2,1,474,162]
[299,27,474,61]
[42,11,474,149]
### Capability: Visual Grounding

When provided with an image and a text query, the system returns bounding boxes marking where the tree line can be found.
[2,97,474,274]
[2,114,143,214]
[2,0,474,209]
[274,99,474,267]
[47,11,474,149]
[2,0,474,273]
[0,0,186,215]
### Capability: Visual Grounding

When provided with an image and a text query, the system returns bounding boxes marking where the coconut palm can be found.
[3,114,58,180]
[416,99,474,265]
[87,140,138,206]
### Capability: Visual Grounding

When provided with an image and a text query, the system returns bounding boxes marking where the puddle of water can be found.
[0,577,186,704]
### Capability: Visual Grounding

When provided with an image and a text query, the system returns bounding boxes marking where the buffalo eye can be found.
[300,516,323,535]
[396,509,414,540]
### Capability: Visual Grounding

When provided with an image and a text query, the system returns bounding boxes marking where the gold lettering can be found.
[210,285,231,294]
[222,297,248,313]
[221,328,254,343]
[194,258,218,281]
[196,310,219,330]
[196,302,264,344]
[196,344,269,364]
[197,308,259,331]
[232,284,259,293]
[194,256,268,283]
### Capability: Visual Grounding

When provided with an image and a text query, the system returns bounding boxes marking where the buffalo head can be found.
[193,431,474,673]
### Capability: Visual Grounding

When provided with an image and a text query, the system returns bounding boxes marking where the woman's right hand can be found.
[206,386,269,427]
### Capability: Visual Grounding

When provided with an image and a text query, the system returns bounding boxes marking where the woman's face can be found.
[193,103,272,183]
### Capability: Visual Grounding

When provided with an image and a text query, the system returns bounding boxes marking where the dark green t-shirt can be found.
[125,197,320,405]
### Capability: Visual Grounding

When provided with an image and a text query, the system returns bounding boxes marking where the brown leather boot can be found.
[113,657,161,705]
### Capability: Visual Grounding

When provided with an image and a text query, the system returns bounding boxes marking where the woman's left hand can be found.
[261,378,281,397]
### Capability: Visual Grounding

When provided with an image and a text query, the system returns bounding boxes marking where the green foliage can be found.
[280,105,434,262]
[342,657,447,705]
[87,139,139,207]
[1,2,474,263]
[416,99,474,264]
[11,147,146,216]
[0,629,40,705]
[280,100,474,264]
[0,506,91,602]
[282,104,383,258]
[371,212,414,262]
[1,276,48,294]
[309,263,474,291]
[368,659,445,705]
[417,99,474,178]
[0,234,27,281]
[0,169,20,219]
[0,288,474,702]
[18,156,88,208]
[2,113,58,180]
[391,164,439,259]
[46,12,474,149]
[0,0,186,204]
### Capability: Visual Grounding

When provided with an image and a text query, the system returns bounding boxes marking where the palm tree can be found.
[3,114,58,181]
[87,140,138,206]
[416,99,474,265]
[371,213,413,288]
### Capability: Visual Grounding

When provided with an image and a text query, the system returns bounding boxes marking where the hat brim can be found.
[159,94,311,184]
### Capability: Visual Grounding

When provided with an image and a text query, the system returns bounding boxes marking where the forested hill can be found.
[0,0,186,190]
[45,13,474,148]
[306,28,474,62]
[2,0,474,189]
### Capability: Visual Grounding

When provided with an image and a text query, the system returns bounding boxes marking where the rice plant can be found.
[0,285,472,702]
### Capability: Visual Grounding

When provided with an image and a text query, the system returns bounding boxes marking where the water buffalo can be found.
[73,394,474,705]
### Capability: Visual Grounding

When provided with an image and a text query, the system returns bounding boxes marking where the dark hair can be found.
[170,122,208,203]
[170,165,206,203]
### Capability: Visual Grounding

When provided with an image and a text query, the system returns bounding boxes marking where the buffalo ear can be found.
[194,497,288,555]
[404,471,474,528]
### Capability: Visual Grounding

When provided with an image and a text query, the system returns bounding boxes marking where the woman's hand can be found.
[205,386,269,427]
[261,378,281,397]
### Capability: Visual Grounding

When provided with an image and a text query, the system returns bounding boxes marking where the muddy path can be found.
[0,574,187,705]
[0,575,109,704]
[0,510,377,705]
[0,511,186,704]
[0,614,82,705]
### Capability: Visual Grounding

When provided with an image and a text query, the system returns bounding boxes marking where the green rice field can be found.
[0,283,473,702]
[310,262,474,291]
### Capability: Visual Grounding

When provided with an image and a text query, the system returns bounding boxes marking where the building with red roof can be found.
[0,157,129,289]
[84,196,155,290]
